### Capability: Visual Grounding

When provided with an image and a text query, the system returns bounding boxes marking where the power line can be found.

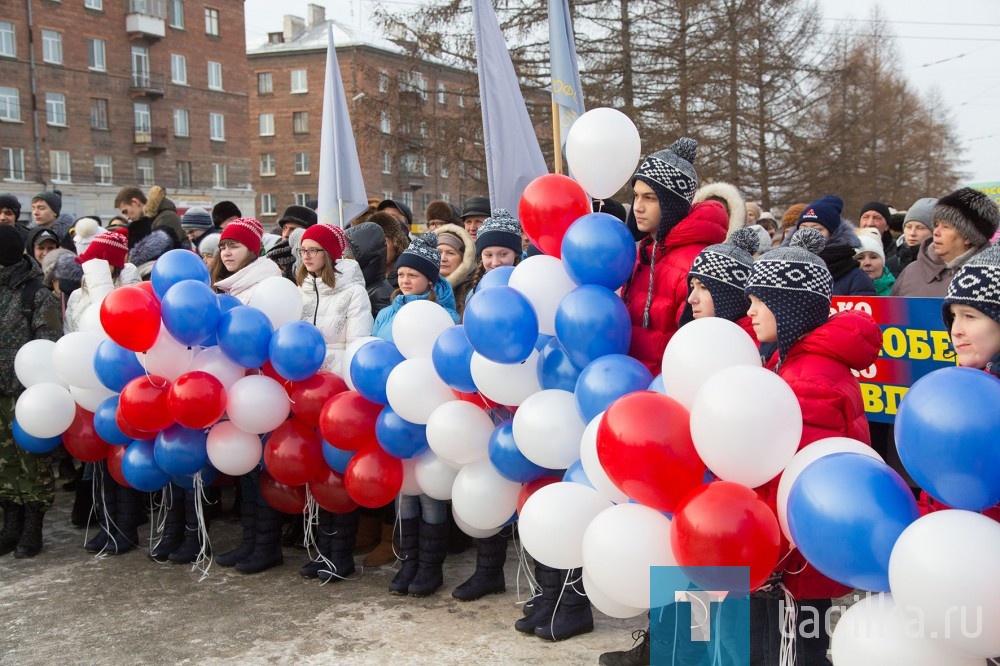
[822,17,1000,28]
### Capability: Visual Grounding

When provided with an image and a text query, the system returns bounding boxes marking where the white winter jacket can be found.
[213,257,281,305]
[64,259,141,333]
[299,259,374,378]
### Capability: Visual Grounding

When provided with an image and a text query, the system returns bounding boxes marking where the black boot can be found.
[299,510,332,578]
[13,502,44,558]
[235,504,284,574]
[107,483,141,555]
[216,495,255,567]
[85,467,115,553]
[318,510,358,583]
[71,469,94,528]
[0,501,25,556]
[515,563,561,633]
[149,486,185,563]
[533,568,594,641]
[598,628,650,666]
[388,518,418,595]
[407,520,448,597]
[169,489,208,564]
[452,533,507,601]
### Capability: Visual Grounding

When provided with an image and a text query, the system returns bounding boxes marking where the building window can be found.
[2,147,25,181]
[400,153,418,174]
[380,110,391,134]
[292,111,308,134]
[171,54,187,84]
[291,69,307,94]
[42,30,62,65]
[176,160,191,188]
[458,94,465,108]
[440,158,448,179]
[168,0,184,29]
[45,93,66,126]
[50,150,71,183]
[0,86,19,122]
[205,8,219,36]
[258,113,274,136]
[212,163,227,188]
[173,108,189,137]
[85,0,103,9]
[437,82,446,105]
[134,102,151,137]
[378,71,389,93]
[0,22,14,58]
[87,39,106,72]
[260,153,275,176]
[136,157,154,187]
[458,162,465,178]
[399,70,427,101]
[382,151,391,174]
[207,61,223,90]
[293,152,310,174]
[401,191,413,209]
[258,72,272,95]
[94,155,113,185]
[294,193,310,206]
[90,98,108,130]
[209,112,225,141]
[440,193,450,203]
[261,194,277,216]
[421,156,430,177]
[131,46,150,87]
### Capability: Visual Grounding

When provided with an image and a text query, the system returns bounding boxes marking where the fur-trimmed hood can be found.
[129,228,173,268]
[693,181,747,238]
[433,222,476,287]
[143,185,173,219]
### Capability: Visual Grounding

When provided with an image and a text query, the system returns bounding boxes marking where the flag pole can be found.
[551,98,563,174]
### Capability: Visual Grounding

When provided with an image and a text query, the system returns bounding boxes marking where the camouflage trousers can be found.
[0,395,54,507]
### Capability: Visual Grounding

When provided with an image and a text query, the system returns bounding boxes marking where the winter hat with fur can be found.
[933,187,1000,249]
[76,227,129,268]
[943,243,1000,331]
[54,251,83,285]
[688,227,760,322]
[396,232,441,284]
[73,217,106,256]
[425,200,457,226]
[475,209,522,256]
[41,247,73,287]
[797,195,844,237]
[211,201,242,228]
[219,217,264,256]
[301,223,348,263]
[630,137,699,241]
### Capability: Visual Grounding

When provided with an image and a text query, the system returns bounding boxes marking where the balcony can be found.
[134,127,168,153]
[129,72,166,98]
[126,0,166,39]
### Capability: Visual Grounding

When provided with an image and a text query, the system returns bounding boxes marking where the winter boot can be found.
[353,511,380,554]
[363,523,397,567]
[149,487,186,563]
[71,470,94,528]
[452,533,507,601]
[300,509,333,578]
[235,504,284,574]
[169,489,208,564]
[533,568,594,641]
[318,511,359,583]
[13,502,45,558]
[515,563,562,633]
[0,501,25,556]
[106,483,141,555]
[388,518,419,595]
[85,468,116,553]
[598,628,650,666]
[407,520,448,597]
[216,495,255,567]
[447,509,472,555]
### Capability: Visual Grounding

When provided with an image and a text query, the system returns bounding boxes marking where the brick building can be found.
[0,0,253,221]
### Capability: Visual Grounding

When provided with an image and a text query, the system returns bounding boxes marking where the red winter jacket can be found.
[622,201,728,373]
[756,310,883,599]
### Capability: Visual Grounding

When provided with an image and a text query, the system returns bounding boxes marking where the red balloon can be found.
[517,475,562,515]
[318,390,382,451]
[260,360,288,387]
[518,174,591,258]
[115,406,158,441]
[106,445,131,488]
[290,372,349,427]
[309,467,359,514]
[62,406,111,463]
[263,418,324,487]
[99,286,161,352]
[343,446,403,508]
[134,281,158,299]
[670,481,782,591]
[167,371,227,429]
[119,375,173,433]
[260,471,306,514]
[597,391,704,513]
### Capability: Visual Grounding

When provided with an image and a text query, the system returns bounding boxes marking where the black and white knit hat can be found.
[396,232,441,284]
[745,228,832,362]
[943,243,1000,330]
[933,187,1000,249]
[475,208,522,255]
[688,227,760,322]
[630,137,699,241]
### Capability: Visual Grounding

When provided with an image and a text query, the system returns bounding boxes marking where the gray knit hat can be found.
[31,191,61,215]
[903,197,937,232]
[396,232,440,283]
[688,227,760,322]
[181,206,214,231]
[475,209,522,256]
[933,188,999,248]
[943,243,1000,331]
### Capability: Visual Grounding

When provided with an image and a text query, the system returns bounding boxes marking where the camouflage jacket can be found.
[0,257,62,396]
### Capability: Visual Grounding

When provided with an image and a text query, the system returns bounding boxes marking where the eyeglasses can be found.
[297,248,326,257]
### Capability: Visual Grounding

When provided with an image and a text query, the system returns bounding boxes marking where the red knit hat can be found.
[76,227,129,268]
[301,223,348,262]
[219,217,264,256]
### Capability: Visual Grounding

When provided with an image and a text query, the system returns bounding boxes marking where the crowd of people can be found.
[1,137,999,665]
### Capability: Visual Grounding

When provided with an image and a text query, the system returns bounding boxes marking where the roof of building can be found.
[248,18,402,56]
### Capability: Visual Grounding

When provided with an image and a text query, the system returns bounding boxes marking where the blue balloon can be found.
[787,453,920,592]
[464,286,539,364]
[351,339,405,404]
[648,374,666,394]
[269,321,326,382]
[376,406,429,459]
[122,439,171,492]
[895,366,1000,511]
[200,295,241,348]
[575,354,653,423]
[534,333,553,351]
[477,265,514,291]
[562,459,595,490]
[171,465,218,490]
[216,306,273,369]
[161,279,222,346]
[488,420,548,483]
[94,339,145,392]
[154,424,209,476]
[322,441,356,474]
[151,249,211,300]
[93,395,132,446]
[431,325,477,393]
[537,337,582,391]
[12,418,61,454]
[555,285,631,369]
[561,213,637,290]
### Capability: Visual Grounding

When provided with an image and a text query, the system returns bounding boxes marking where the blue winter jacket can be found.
[372,276,460,343]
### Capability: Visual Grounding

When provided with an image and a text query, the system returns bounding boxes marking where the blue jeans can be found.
[397,493,446,524]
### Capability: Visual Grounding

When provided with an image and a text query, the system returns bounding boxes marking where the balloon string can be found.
[779,585,797,666]
[545,568,571,644]
[511,523,540,607]
[192,473,213,581]
[149,483,171,561]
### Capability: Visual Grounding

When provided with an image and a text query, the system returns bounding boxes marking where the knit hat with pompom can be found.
[688,227,760,322]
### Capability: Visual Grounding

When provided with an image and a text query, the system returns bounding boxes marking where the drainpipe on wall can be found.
[25,0,44,186]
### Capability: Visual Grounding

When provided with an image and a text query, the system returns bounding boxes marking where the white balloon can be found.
[512,389,586,469]
[690,365,802,488]
[14,339,62,388]
[226,375,290,434]
[470,350,541,407]
[413,450,461,501]
[189,346,246,392]
[581,569,645,620]
[15,383,76,439]
[579,411,629,504]
[391,300,455,360]
[582,503,676,609]
[247,275,304,329]
[451,458,521,530]
[565,108,642,199]
[52,331,104,389]
[385,358,454,424]
[343,336,379,388]
[206,421,263,476]
[70,384,116,412]
[777,437,883,543]
[831,593,987,666]
[77,304,109,339]
[661,317,760,409]
[889,510,1000,658]
[137,324,194,381]
[519,482,613,569]
[399,457,422,496]
[425,400,495,466]
[453,510,502,539]
[508,257,576,336]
